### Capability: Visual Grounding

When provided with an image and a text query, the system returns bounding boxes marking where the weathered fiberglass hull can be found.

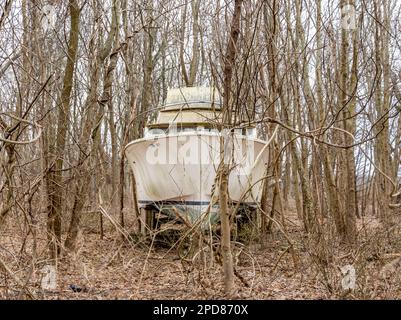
[125,132,269,210]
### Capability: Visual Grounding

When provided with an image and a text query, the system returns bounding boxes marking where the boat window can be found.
[145,128,166,137]
[232,128,256,137]
[196,127,220,133]
[166,126,194,134]
[246,128,256,138]
[145,126,221,136]
[232,128,246,136]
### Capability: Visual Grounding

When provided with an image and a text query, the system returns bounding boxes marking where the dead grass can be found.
[1,208,401,300]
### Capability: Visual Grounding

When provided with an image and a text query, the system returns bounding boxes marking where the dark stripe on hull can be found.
[138,200,258,206]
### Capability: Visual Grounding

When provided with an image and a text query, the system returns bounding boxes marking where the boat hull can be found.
[125,132,268,206]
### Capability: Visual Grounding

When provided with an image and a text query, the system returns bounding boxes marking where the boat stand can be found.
[139,205,155,236]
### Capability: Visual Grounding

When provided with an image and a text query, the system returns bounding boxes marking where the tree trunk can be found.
[219,0,243,296]
[46,0,80,258]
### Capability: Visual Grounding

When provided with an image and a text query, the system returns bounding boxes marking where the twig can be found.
[0,256,36,300]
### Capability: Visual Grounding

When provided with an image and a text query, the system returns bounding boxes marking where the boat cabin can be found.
[144,87,256,138]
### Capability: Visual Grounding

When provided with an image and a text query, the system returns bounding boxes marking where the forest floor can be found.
[1,207,401,300]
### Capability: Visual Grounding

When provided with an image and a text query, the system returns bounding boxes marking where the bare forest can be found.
[1,0,401,300]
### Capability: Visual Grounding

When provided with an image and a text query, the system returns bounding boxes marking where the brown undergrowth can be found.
[1,208,401,300]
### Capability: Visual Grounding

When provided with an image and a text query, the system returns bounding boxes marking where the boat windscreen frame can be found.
[144,124,257,138]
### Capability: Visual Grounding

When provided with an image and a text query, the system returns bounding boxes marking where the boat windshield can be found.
[144,126,256,138]
[145,126,218,137]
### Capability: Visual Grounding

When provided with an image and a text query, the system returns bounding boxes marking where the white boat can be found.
[125,87,273,225]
